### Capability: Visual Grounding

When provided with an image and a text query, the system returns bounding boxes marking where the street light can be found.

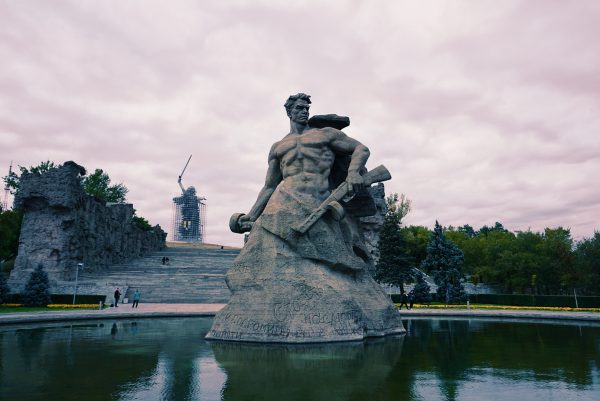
[72,262,84,305]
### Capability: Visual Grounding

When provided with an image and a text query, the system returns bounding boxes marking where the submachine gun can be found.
[229,165,391,234]
[292,164,391,234]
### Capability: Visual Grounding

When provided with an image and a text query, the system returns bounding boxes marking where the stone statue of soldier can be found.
[206,93,405,343]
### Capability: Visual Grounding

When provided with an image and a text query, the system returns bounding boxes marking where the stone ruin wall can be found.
[8,161,166,291]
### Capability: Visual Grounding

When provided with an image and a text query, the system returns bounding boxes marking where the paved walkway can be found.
[1,304,599,325]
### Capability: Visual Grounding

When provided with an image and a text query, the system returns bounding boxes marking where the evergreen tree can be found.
[412,272,432,304]
[374,194,414,293]
[0,271,10,304]
[22,264,51,307]
[421,221,467,304]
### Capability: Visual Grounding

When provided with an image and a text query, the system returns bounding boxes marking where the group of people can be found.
[398,291,415,310]
[113,288,141,308]
[161,257,170,265]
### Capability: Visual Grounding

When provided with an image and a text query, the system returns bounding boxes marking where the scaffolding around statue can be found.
[171,155,207,243]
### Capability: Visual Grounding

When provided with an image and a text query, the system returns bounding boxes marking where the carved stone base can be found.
[206,230,405,343]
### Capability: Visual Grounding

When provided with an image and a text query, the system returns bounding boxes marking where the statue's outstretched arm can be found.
[244,157,282,222]
[231,145,282,234]
[178,176,186,194]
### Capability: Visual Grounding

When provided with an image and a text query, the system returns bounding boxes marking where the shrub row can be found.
[2,293,106,305]
[390,292,600,308]
[469,293,600,308]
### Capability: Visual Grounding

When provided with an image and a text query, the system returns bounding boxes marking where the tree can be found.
[540,227,575,294]
[401,225,431,267]
[385,192,412,222]
[374,194,414,293]
[132,215,153,231]
[22,264,52,307]
[458,224,476,238]
[477,222,508,236]
[421,221,467,304]
[0,209,23,261]
[0,270,10,304]
[3,162,128,203]
[574,232,600,294]
[81,169,128,203]
[412,272,432,304]
[3,161,59,194]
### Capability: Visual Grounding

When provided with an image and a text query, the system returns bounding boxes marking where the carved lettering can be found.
[210,330,243,340]
[303,310,363,327]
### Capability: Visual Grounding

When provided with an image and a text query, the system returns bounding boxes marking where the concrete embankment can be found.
[1,304,599,326]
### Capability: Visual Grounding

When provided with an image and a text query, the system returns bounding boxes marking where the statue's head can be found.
[185,186,196,196]
[284,93,311,124]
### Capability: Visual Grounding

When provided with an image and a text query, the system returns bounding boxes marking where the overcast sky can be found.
[1,0,599,246]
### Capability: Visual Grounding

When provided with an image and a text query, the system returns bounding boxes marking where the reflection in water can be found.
[191,356,228,400]
[0,317,599,401]
[117,353,169,401]
[211,336,405,401]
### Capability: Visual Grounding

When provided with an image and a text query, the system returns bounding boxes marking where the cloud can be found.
[1,0,599,246]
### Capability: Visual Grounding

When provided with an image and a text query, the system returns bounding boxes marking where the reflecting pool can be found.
[0,317,599,400]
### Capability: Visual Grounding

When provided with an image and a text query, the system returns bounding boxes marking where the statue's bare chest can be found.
[274,130,333,159]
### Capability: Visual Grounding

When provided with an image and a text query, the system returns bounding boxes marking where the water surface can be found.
[0,317,598,400]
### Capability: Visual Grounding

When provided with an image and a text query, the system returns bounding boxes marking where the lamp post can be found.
[72,263,84,305]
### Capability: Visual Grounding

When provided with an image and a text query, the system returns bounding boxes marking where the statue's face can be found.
[289,99,310,124]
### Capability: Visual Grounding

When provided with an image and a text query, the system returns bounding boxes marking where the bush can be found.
[1,293,106,305]
[22,264,52,307]
[469,293,600,308]
[132,215,153,231]
[50,294,106,304]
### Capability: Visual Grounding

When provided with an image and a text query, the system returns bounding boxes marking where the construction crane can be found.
[2,161,12,211]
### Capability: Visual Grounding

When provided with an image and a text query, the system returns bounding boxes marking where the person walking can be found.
[114,288,121,307]
[399,292,409,310]
[408,291,415,310]
[132,290,141,308]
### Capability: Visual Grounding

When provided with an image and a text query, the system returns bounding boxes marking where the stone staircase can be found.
[65,246,239,304]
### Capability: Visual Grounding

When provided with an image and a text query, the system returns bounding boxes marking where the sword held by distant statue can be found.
[178,154,192,194]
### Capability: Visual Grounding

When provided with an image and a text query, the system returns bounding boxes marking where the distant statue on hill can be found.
[172,156,206,242]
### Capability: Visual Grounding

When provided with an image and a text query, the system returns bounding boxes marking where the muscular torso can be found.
[272,128,337,196]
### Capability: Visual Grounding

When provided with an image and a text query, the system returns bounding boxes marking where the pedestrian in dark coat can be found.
[399,292,409,310]
[114,288,121,307]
